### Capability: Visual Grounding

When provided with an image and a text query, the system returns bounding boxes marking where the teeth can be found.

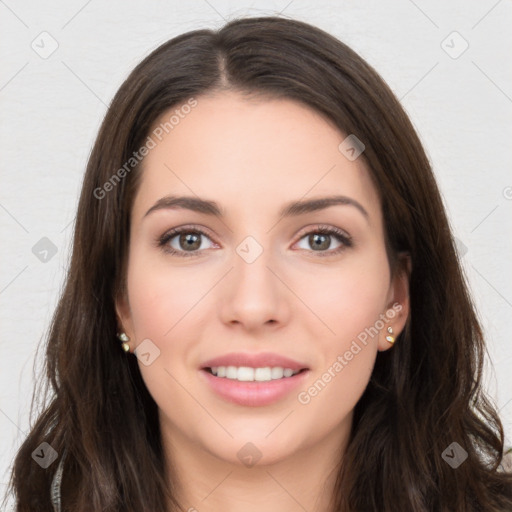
[209,366,301,381]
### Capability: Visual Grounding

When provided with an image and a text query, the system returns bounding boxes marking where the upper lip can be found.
[201,352,309,371]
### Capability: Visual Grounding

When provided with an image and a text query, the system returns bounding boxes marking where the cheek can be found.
[292,249,389,403]
[125,252,206,413]
[294,256,388,415]
[295,248,391,342]
[125,250,206,342]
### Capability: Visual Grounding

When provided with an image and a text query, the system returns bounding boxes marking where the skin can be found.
[116,91,410,512]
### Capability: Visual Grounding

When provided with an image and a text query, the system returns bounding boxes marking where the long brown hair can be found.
[6,15,512,511]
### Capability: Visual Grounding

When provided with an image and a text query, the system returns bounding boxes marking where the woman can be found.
[7,15,512,512]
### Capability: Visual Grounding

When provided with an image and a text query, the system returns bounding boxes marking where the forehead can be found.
[132,92,380,222]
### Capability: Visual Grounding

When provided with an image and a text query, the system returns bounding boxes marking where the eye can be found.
[157,225,216,258]
[157,224,353,258]
[294,225,353,257]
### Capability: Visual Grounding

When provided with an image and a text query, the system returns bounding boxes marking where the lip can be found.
[199,367,310,407]
[200,351,309,371]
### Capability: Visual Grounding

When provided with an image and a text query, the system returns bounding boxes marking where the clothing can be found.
[50,448,66,512]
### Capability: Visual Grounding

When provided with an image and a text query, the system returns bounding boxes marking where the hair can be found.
[6,14,512,512]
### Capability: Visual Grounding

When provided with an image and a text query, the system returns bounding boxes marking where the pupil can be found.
[182,233,200,250]
[312,233,328,250]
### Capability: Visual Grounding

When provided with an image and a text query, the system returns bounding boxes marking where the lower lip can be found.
[199,368,310,407]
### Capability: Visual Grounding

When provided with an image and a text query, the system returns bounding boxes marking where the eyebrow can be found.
[143,194,369,221]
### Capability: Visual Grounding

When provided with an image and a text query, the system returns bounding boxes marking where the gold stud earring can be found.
[117,332,130,352]
[385,326,395,345]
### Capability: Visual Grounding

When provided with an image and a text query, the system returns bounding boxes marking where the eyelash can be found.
[157,224,353,258]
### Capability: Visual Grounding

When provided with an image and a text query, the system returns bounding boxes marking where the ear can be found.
[115,287,135,348]
[378,252,411,352]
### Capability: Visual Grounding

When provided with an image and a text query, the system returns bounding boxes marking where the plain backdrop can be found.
[1,0,511,502]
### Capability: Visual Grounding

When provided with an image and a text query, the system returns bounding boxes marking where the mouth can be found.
[199,366,310,407]
[202,366,308,381]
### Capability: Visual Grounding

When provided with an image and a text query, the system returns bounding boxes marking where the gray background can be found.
[1,0,511,502]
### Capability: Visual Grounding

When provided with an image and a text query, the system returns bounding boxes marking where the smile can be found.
[206,365,304,381]
[200,367,310,407]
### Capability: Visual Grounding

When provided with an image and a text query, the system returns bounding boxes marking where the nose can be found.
[219,241,289,332]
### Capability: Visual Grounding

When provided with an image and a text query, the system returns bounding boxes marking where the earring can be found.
[117,332,131,352]
[385,326,395,345]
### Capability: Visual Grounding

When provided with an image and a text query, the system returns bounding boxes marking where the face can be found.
[116,91,409,470]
